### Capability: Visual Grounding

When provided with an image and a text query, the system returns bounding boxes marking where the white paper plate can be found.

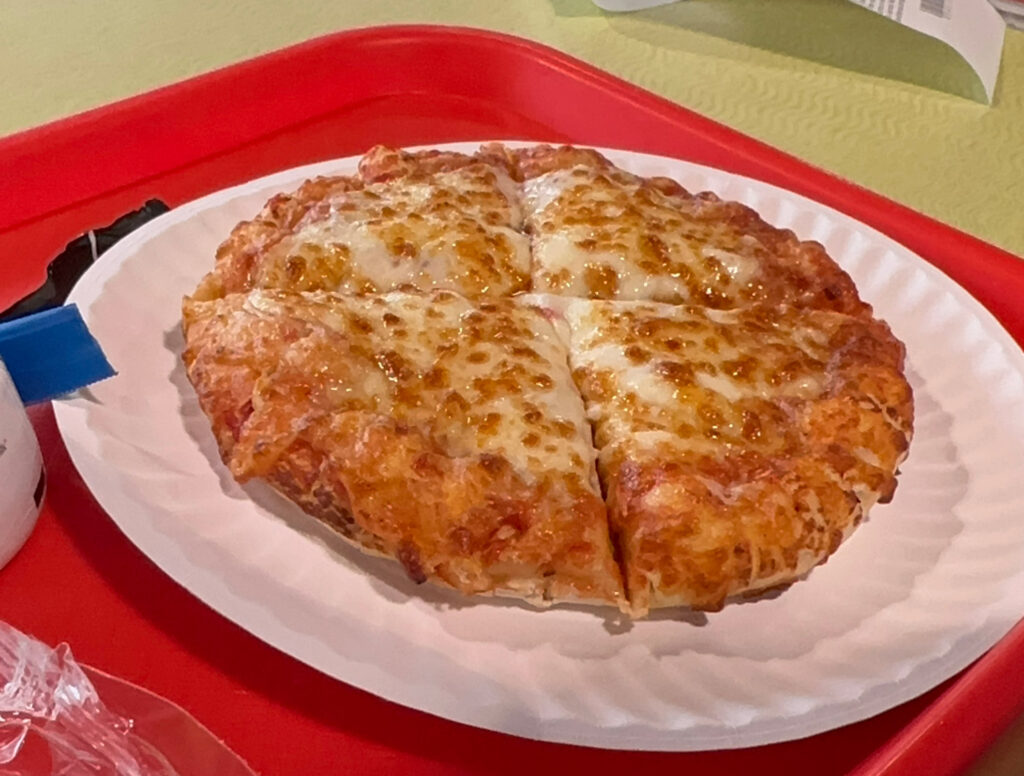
[54,144,1024,751]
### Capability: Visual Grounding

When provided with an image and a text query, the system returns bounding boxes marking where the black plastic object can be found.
[0,199,169,323]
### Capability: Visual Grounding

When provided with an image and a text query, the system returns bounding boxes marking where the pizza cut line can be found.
[182,144,914,617]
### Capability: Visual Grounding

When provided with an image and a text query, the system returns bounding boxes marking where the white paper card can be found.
[849,0,1006,100]
[591,0,1008,102]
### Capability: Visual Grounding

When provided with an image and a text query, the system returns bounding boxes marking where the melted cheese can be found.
[521,168,579,217]
[702,245,761,287]
[522,165,807,308]
[254,165,530,297]
[240,290,600,492]
[558,299,835,462]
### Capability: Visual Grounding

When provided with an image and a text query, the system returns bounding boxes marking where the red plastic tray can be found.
[1,25,1022,776]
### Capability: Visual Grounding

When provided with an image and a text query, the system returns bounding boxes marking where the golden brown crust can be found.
[359,144,515,182]
[608,455,863,614]
[484,143,617,181]
[685,192,867,316]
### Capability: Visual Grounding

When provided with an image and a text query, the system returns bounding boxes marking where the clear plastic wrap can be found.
[0,621,254,776]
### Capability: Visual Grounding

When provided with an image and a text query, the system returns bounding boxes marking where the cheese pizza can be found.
[182,289,624,608]
[546,297,912,612]
[191,146,529,302]
[181,143,913,617]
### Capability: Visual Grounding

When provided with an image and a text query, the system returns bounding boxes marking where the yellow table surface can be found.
[2,0,1023,257]
[2,1,1022,772]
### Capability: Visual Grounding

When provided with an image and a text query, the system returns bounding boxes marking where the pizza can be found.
[190,146,529,302]
[182,143,913,616]
[542,297,912,613]
[182,289,624,607]
[504,144,868,315]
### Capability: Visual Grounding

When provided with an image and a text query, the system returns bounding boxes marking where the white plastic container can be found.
[0,358,44,570]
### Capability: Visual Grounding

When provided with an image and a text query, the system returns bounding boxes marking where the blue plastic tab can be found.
[0,304,116,405]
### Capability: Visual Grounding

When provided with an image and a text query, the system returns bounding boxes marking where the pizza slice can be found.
[191,146,529,302]
[501,143,866,315]
[547,297,912,615]
[181,288,625,609]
